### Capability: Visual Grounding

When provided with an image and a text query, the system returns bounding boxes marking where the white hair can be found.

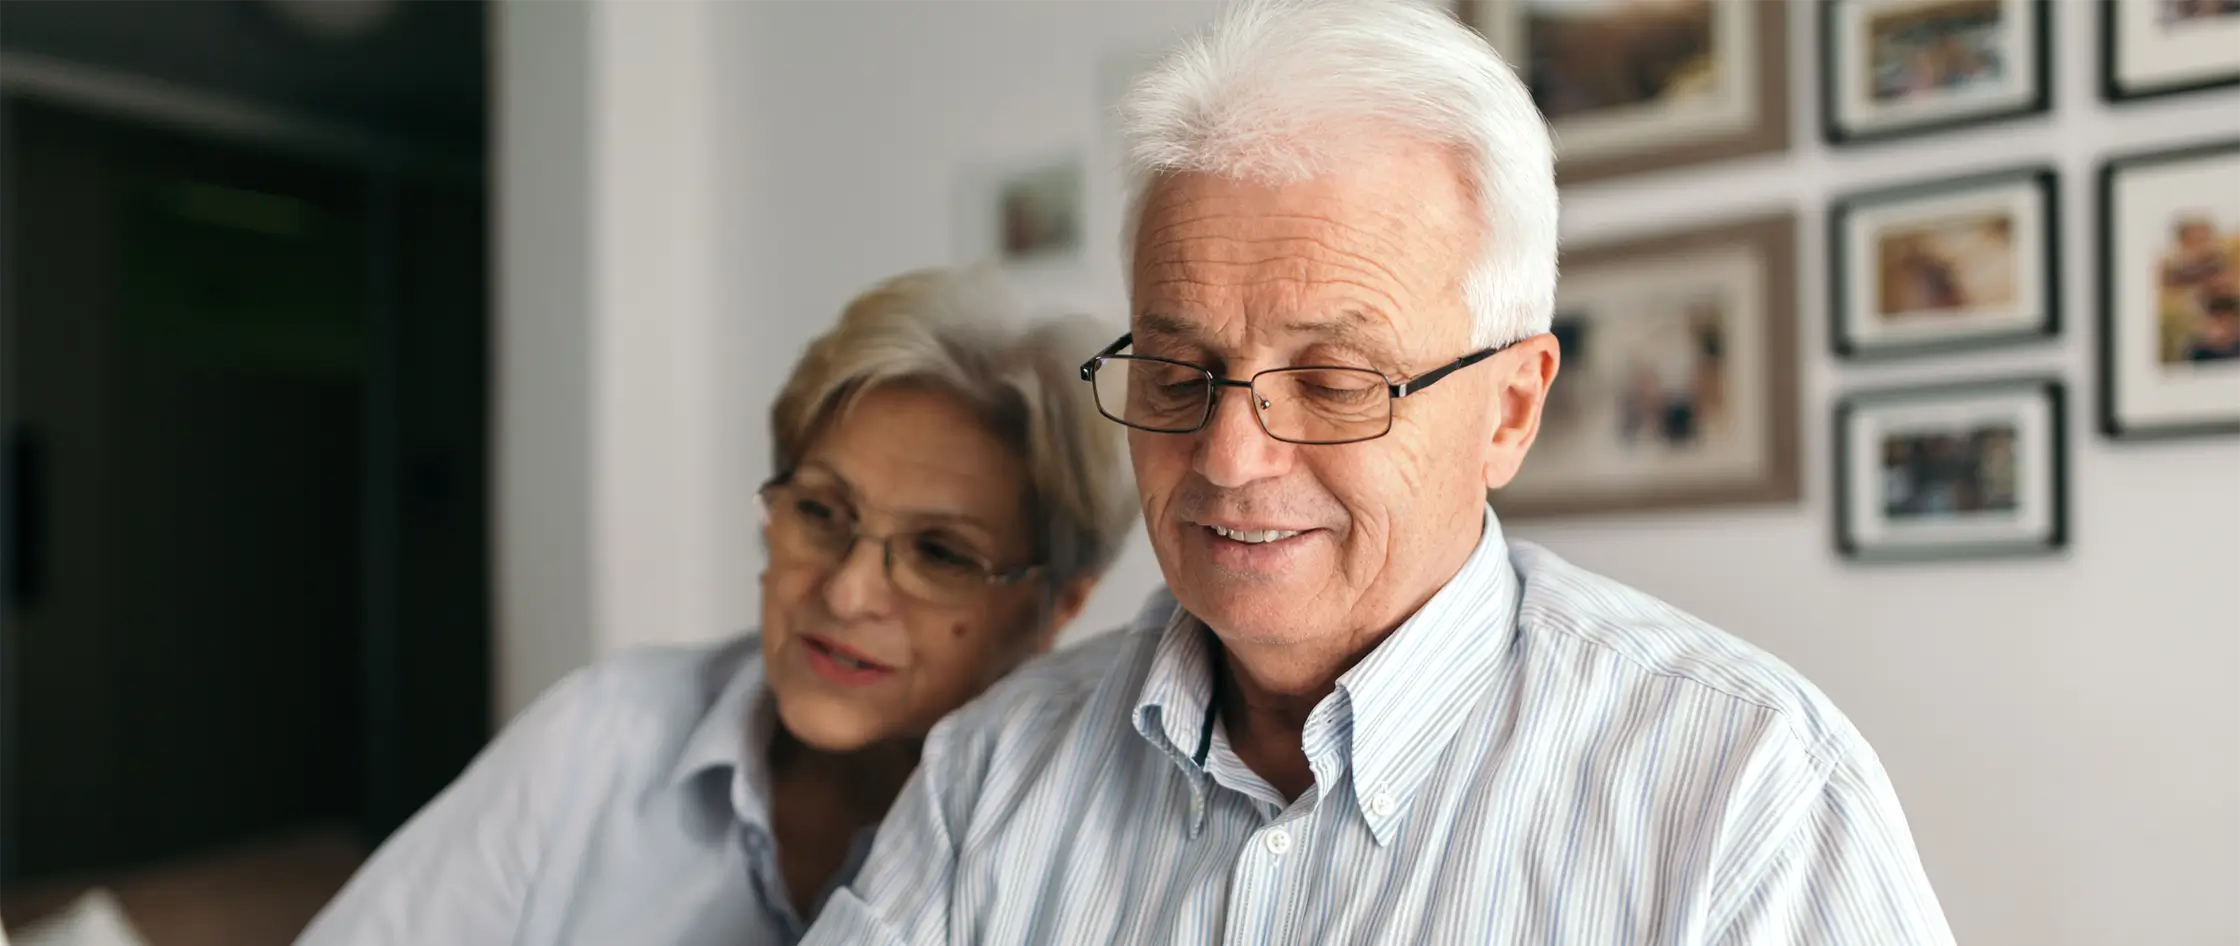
[1117,0,1559,348]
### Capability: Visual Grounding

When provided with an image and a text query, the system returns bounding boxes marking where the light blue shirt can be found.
[297,634,870,946]
[806,507,1956,944]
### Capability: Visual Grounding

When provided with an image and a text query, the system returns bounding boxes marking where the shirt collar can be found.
[666,646,779,834]
[1330,503,1519,845]
[1129,504,1520,846]
[1130,590,1220,836]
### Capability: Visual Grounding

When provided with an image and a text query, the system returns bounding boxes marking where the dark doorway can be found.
[0,0,490,938]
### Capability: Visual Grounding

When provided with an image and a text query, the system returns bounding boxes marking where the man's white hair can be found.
[1118,0,1558,348]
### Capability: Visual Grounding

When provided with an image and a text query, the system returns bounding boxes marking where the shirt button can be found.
[1368,791,1396,818]
[1264,828,1292,856]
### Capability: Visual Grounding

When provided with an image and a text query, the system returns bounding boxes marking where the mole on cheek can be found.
[951,621,969,639]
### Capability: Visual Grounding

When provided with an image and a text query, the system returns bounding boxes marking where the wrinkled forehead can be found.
[1127,156,1478,360]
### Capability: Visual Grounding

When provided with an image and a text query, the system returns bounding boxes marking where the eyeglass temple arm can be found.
[1392,345,1502,398]
[1080,333,1134,380]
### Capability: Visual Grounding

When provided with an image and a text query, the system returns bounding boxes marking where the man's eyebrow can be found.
[1281,309,1392,352]
[1134,311,1202,341]
[1135,309,1395,352]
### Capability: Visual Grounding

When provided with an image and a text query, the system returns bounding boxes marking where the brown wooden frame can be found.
[1493,213,1801,519]
[1455,0,1790,186]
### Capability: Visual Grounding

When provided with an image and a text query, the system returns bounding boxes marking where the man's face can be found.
[1125,143,1512,650]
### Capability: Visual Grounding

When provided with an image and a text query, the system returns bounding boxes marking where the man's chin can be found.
[1172,577,1323,646]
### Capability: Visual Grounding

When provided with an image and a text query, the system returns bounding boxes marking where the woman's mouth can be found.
[801,635,895,686]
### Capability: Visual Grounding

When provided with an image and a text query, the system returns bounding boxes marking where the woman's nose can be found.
[820,535,897,620]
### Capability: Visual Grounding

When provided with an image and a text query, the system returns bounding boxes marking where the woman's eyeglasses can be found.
[756,479,1038,604]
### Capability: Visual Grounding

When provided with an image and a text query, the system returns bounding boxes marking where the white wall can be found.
[502,1,2240,943]
[495,0,597,721]
[496,0,742,718]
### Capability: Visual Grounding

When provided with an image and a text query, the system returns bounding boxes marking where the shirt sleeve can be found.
[1713,744,1958,946]
[800,717,980,946]
[294,668,598,946]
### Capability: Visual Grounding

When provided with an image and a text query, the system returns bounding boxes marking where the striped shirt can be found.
[297,635,870,946]
[802,507,1955,945]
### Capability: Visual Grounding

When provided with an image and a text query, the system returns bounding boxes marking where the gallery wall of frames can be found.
[948,0,2237,567]
[1443,0,2240,564]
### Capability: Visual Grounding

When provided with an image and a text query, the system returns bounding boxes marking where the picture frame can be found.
[1829,165,2059,359]
[1822,0,2051,146]
[1494,214,1800,519]
[2102,0,2240,103]
[1456,0,1789,186]
[952,153,1086,273]
[1835,376,2067,562]
[2098,138,2240,439]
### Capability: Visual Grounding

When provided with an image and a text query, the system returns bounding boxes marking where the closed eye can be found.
[911,534,986,573]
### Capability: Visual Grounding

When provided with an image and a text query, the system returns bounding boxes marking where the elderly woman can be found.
[297,268,1136,946]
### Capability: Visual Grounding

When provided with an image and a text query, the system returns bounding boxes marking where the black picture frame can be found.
[1834,376,2068,563]
[1821,0,2053,147]
[2096,137,2240,440]
[2101,0,2240,103]
[1828,165,2060,360]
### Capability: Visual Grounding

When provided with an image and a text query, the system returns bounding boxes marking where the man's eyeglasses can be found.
[1076,333,1504,445]
[756,479,1039,604]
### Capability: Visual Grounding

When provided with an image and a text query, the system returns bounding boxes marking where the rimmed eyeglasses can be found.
[756,478,1040,604]
[1076,333,1504,445]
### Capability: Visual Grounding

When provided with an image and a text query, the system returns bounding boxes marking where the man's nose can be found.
[1192,384,1293,488]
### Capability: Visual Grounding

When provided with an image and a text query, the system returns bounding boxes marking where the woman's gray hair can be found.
[770,267,1137,595]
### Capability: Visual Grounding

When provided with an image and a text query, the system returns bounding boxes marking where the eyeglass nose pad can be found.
[1255,394,1272,411]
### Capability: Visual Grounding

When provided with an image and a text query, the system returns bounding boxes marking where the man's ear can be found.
[1029,575,1099,655]
[1483,333,1560,491]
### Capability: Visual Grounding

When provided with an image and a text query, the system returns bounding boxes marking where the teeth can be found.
[1209,525,1302,544]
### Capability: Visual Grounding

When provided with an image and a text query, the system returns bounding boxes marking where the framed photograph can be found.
[1822,0,2050,145]
[953,154,1085,271]
[1835,377,2066,562]
[1457,0,1789,185]
[1496,214,1799,518]
[2103,0,2240,102]
[1830,166,2059,359]
[2099,138,2240,439]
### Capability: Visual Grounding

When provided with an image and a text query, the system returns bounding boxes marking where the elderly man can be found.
[804,0,1955,943]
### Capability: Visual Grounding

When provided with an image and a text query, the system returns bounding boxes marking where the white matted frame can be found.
[2102,0,2240,103]
[2098,137,2240,440]
[1822,0,2050,146]
[1835,377,2067,563]
[1830,165,2059,359]
[1457,0,1789,185]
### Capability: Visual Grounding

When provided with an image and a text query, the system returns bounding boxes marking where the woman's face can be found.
[761,385,1067,752]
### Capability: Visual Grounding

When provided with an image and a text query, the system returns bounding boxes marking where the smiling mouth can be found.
[804,635,891,672]
[1204,524,1307,544]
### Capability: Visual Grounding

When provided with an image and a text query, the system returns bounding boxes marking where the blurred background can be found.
[0,1,2233,945]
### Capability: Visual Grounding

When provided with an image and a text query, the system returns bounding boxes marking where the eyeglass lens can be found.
[1090,357,1392,443]
[760,484,996,601]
